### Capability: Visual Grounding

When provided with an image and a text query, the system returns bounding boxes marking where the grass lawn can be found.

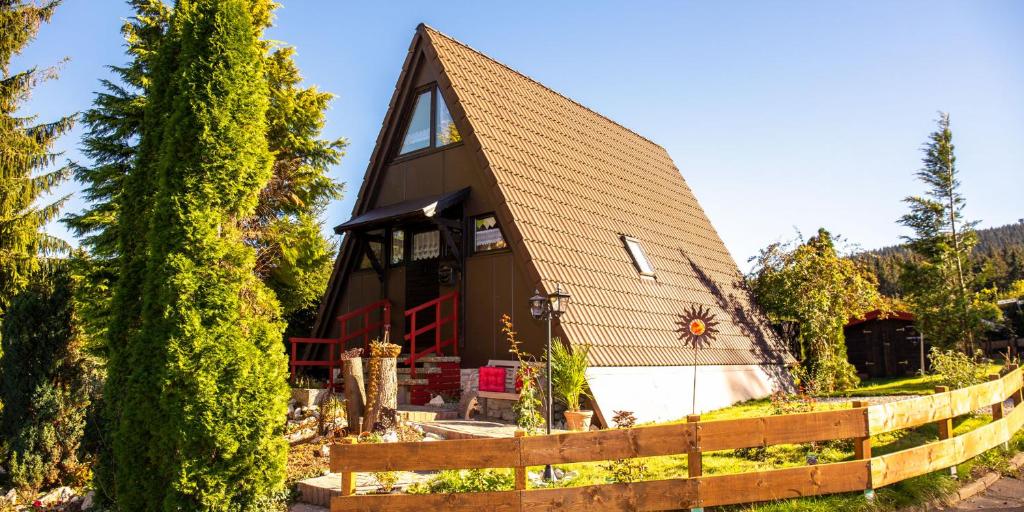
[825,363,1004,397]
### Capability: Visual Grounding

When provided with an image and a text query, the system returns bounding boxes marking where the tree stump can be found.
[360,346,399,434]
[342,357,366,432]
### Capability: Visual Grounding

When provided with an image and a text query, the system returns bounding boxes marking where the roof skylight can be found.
[622,236,654,277]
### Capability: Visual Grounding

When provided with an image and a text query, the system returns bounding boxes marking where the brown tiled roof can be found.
[420,25,793,367]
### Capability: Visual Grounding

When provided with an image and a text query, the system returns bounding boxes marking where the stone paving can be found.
[948,474,1024,511]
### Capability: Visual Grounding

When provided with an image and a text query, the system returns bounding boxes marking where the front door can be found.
[405,229,441,352]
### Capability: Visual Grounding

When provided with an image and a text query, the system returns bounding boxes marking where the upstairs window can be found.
[622,235,654,277]
[473,214,507,252]
[398,86,461,156]
[399,90,431,154]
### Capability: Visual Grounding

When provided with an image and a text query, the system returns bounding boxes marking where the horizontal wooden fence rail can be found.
[329,366,1024,512]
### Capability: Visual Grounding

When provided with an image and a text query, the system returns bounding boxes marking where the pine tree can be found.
[898,113,992,352]
[0,0,73,313]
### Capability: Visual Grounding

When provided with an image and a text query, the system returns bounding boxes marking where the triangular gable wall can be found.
[319,25,792,375]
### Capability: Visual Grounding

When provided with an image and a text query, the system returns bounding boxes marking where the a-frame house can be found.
[301,24,794,424]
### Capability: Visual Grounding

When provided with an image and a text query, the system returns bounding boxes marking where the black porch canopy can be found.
[333,187,470,234]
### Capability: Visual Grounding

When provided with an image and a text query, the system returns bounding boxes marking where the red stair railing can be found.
[289,299,391,390]
[336,299,392,354]
[404,291,459,378]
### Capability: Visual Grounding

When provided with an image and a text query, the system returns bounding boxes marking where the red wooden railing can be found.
[290,337,342,391]
[337,299,392,354]
[404,291,459,378]
[289,299,391,390]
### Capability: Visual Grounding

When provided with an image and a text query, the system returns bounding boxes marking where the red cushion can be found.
[478,366,506,392]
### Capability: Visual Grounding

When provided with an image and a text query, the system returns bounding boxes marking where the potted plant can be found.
[550,339,593,431]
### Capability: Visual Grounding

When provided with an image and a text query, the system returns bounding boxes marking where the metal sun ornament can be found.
[676,304,720,349]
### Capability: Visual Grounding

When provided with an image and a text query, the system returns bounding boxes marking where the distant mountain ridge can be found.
[855,220,1024,297]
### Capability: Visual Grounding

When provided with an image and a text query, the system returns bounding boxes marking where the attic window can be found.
[398,86,460,156]
[622,236,654,277]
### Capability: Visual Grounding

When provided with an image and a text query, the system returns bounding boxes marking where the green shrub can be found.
[407,469,514,494]
[0,265,99,492]
[502,315,543,433]
[929,347,985,389]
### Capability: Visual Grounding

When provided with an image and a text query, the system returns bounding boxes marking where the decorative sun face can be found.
[676,304,719,349]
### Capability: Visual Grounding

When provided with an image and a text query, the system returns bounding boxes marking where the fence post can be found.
[687,414,703,512]
[934,385,957,478]
[339,437,357,496]
[851,400,874,500]
[514,430,527,491]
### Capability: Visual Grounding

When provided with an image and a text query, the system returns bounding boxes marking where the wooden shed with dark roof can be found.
[300,24,794,424]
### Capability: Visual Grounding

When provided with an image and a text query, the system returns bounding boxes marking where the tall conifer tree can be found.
[899,113,992,352]
[0,0,73,313]
[107,0,288,508]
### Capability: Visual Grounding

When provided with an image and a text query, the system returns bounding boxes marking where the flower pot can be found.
[563,409,594,431]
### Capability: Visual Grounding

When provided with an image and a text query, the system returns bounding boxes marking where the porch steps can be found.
[397,366,441,375]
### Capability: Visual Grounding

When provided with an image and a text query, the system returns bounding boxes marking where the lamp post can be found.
[529,283,570,482]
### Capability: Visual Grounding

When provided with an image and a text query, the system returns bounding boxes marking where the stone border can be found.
[911,452,1024,511]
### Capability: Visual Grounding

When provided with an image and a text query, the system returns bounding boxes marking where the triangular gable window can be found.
[398,86,461,156]
[436,89,460,146]
[399,90,432,154]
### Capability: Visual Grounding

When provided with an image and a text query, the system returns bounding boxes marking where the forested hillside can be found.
[856,220,1024,297]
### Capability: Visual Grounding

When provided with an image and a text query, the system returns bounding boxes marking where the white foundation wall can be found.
[586,365,787,425]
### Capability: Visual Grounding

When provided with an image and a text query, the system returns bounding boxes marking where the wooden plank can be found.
[331,490,520,512]
[959,415,1009,461]
[700,408,868,451]
[872,437,960,487]
[520,422,695,466]
[1008,391,1024,433]
[700,460,870,507]
[935,386,954,443]
[478,391,520,401]
[949,378,1004,418]
[331,437,520,472]
[989,375,1005,423]
[522,478,698,511]
[867,393,952,435]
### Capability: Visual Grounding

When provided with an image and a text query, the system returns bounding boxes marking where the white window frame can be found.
[622,235,655,277]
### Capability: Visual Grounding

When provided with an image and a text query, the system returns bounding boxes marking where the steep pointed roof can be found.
[418,25,793,367]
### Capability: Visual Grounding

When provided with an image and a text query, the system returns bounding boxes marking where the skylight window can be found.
[398,86,461,156]
[622,236,655,277]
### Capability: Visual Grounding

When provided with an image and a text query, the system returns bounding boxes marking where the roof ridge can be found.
[418,24,668,152]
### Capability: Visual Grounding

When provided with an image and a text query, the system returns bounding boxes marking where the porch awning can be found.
[333,187,470,233]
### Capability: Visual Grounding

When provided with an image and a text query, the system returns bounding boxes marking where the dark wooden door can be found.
[405,254,439,352]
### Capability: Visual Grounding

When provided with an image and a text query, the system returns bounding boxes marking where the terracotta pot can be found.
[564,409,594,431]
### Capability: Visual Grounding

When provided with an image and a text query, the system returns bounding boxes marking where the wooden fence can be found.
[328,365,1024,511]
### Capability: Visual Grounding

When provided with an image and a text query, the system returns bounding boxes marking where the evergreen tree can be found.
[65,2,344,348]
[0,263,99,492]
[898,113,993,352]
[0,0,73,313]
[749,229,882,393]
[107,0,289,508]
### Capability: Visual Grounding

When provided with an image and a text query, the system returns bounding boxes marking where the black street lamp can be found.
[529,283,570,482]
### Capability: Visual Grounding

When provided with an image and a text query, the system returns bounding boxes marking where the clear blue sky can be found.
[14,0,1024,269]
